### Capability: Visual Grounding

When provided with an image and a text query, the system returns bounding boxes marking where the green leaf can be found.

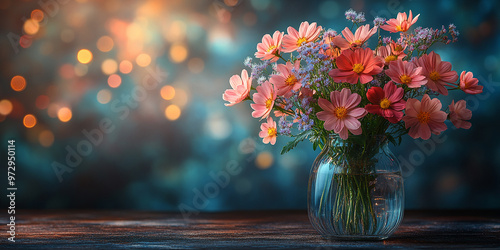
[280,130,313,155]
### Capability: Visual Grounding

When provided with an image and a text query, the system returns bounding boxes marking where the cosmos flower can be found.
[282,21,322,53]
[251,80,276,119]
[385,60,427,88]
[448,100,472,129]
[365,81,406,123]
[402,94,447,140]
[259,117,278,145]
[333,24,378,49]
[222,69,252,106]
[376,45,406,65]
[329,48,384,84]
[381,10,420,33]
[270,61,301,97]
[459,71,483,95]
[317,88,367,140]
[414,51,458,95]
[255,31,284,63]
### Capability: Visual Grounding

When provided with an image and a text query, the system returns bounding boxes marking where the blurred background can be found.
[0,0,499,211]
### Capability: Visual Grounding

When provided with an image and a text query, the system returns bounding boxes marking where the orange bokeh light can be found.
[57,107,72,122]
[77,49,93,64]
[107,74,122,88]
[160,85,175,100]
[119,60,133,74]
[23,19,39,35]
[31,9,44,22]
[23,114,37,128]
[0,100,13,116]
[165,105,181,120]
[39,130,54,147]
[97,36,114,52]
[11,75,26,91]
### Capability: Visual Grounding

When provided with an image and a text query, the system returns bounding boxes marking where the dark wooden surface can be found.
[1,210,499,249]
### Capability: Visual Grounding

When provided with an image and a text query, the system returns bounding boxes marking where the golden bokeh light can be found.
[31,9,44,22]
[160,85,175,100]
[97,36,114,52]
[165,105,181,120]
[256,151,274,169]
[77,49,93,64]
[224,0,239,6]
[188,58,205,73]
[10,75,26,91]
[119,60,133,74]
[173,88,189,107]
[39,130,54,147]
[0,100,13,116]
[57,107,72,122]
[169,43,188,63]
[107,74,122,88]
[136,53,151,67]
[97,89,112,104]
[101,59,118,75]
[35,95,50,110]
[23,114,37,128]
[23,19,40,35]
[164,20,186,42]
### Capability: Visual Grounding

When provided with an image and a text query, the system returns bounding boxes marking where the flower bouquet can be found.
[223,9,482,239]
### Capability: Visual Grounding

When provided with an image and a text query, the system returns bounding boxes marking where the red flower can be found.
[365,81,406,123]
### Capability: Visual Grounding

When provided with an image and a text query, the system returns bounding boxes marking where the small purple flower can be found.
[345,9,357,22]
[373,17,386,27]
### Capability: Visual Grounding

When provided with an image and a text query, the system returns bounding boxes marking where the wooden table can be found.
[2,210,499,248]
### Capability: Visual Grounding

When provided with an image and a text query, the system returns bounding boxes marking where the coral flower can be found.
[402,94,447,140]
[390,41,407,56]
[282,21,322,53]
[448,100,472,129]
[376,45,406,65]
[259,117,278,145]
[365,81,406,123]
[333,24,378,49]
[381,10,420,33]
[317,88,367,140]
[385,60,427,88]
[414,51,458,95]
[459,71,483,95]
[251,81,277,119]
[255,30,284,63]
[270,61,301,97]
[223,69,252,106]
[329,48,384,84]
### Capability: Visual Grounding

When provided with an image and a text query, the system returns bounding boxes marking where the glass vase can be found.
[307,135,404,240]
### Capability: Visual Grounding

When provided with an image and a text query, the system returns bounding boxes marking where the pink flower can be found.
[459,71,483,95]
[376,45,406,65]
[329,48,384,84]
[365,81,406,123]
[270,61,301,97]
[402,94,447,140]
[385,60,427,88]
[282,21,322,53]
[390,41,407,57]
[381,10,420,33]
[448,100,472,129]
[414,51,458,95]
[333,24,378,49]
[255,31,284,63]
[320,33,344,59]
[259,117,277,145]
[251,80,276,119]
[222,69,252,106]
[317,88,367,140]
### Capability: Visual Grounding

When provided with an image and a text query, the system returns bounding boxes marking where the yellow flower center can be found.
[352,63,365,74]
[334,107,348,119]
[400,74,412,84]
[267,127,277,137]
[429,71,440,81]
[394,44,403,51]
[265,98,273,109]
[267,45,277,52]
[285,74,297,86]
[396,25,405,32]
[296,37,307,46]
[385,55,397,63]
[380,98,391,109]
[417,111,430,124]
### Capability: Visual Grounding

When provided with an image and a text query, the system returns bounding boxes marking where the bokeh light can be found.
[107,74,122,88]
[101,59,118,75]
[23,19,39,35]
[10,75,26,91]
[47,103,60,118]
[74,64,88,76]
[57,107,72,122]
[164,20,186,42]
[97,89,112,104]
[136,53,151,67]
[172,88,189,107]
[160,85,175,100]
[165,105,181,120]
[97,36,114,52]
[31,9,44,22]
[0,100,13,116]
[23,114,37,128]
[256,151,274,169]
[119,60,133,74]
[39,130,54,147]
[19,35,32,48]
[169,43,188,63]
[35,95,50,110]
[77,49,93,64]
[59,64,75,79]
